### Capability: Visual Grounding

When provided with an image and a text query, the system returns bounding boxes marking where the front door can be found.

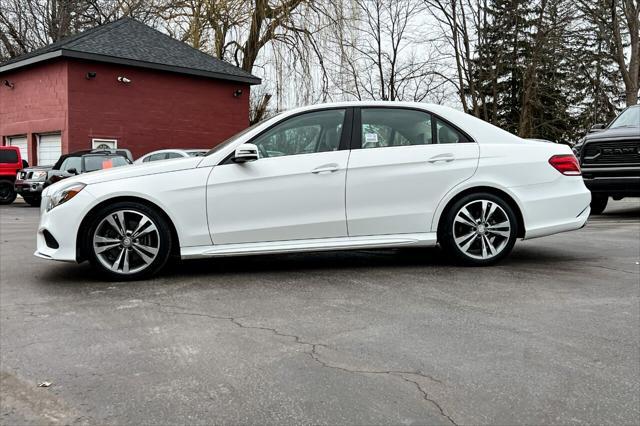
[346,107,480,236]
[207,108,351,245]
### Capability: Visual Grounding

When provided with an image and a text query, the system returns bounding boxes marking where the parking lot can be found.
[1,199,638,425]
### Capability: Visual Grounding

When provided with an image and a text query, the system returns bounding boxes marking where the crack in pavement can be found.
[150,302,457,425]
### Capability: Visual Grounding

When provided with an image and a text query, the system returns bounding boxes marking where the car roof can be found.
[143,149,205,154]
[263,101,523,145]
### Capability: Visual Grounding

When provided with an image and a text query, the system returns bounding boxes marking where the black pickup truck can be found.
[573,105,640,214]
[15,149,133,207]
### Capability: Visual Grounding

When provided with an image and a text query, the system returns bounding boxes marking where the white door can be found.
[7,136,27,163]
[37,133,62,166]
[346,107,480,236]
[207,109,350,245]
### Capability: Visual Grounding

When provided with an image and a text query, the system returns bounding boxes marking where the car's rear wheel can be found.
[86,202,172,280]
[439,193,518,265]
[0,180,17,205]
[22,194,41,207]
[589,194,608,215]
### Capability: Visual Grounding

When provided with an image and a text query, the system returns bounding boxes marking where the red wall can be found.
[66,60,250,159]
[1,58,251,162]
[0,60,69,164]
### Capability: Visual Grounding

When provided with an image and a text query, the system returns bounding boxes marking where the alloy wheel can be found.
[92,210,160,274]
[452,199,511,260]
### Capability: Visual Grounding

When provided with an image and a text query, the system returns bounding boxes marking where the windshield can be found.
[609,106,640,129]
[205,114,283,156]
[83,155,131,172]
[0,149,18,163]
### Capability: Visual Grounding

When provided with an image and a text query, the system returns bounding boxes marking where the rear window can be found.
[0,149,18,163]
[83,155,130,172]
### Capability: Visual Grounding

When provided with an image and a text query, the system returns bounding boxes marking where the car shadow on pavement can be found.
[37,244,590,286]
[598,202,640,218]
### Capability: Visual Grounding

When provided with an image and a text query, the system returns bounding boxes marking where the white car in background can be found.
[134,149,207,164]
[35,101,591,280]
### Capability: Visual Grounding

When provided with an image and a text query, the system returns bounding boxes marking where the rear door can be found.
[346,107,479,236]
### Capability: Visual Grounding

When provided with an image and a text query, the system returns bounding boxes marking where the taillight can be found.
[549,154,581,176]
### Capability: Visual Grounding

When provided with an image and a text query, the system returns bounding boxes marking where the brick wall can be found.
[0,60,69,165]
[1,58,252,163]
[66,60,251,159]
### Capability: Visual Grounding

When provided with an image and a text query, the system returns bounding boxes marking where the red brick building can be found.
[0,18,260,165]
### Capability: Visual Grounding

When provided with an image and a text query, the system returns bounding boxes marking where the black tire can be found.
[22,194,41,207]
[439,192,518,266]
[0,180,17,205]
[589,194,608,215]
[85,201,172,280]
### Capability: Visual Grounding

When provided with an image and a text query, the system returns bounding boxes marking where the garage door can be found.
[7,136,27,163]
[38,133,62,166]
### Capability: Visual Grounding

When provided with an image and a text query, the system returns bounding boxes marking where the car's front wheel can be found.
[86,202,172,280]
[589,194,608,215]
[22,194,41,207]
[439,193,518,265]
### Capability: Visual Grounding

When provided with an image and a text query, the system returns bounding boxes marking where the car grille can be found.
[582,140,640,165]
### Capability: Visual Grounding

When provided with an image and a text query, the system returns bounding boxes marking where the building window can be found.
[92,138,118,150]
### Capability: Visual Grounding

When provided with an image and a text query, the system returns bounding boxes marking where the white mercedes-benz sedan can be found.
[35,102,591,279]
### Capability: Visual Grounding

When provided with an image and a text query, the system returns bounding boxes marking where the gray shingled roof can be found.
[0,18,261,84]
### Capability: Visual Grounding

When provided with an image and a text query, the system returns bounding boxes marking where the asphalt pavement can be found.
[1,199,639,425]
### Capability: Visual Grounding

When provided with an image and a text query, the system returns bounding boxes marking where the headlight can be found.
[46,183,86,212]
[32,170,47,180]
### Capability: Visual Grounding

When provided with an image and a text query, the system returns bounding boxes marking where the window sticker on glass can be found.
[364,133,378,144]
[102,159,113,169]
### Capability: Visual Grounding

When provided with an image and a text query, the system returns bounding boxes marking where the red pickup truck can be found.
[0,146,24,205]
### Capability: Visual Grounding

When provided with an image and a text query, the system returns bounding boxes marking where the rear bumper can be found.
[509,176,591,240]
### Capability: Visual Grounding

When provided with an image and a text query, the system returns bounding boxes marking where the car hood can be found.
[585,126,640,141]
[48,156,203,189]
[20,165,52,172]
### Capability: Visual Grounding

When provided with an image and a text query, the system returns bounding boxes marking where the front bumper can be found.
[15,180,44,195]
[583,177,640,195]
[581,166,640,195]
[34,189,96,262]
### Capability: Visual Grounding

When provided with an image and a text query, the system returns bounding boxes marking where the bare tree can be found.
[322,0,445,102]
[423,0,487,115]
[0,0,163,60]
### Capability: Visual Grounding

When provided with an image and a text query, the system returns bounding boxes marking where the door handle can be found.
[312,164,339,174]
[427,153,455,163]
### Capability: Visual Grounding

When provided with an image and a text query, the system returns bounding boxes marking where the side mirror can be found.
[589,123,606,132]
[67,168,78,175]
[232,143,259,163]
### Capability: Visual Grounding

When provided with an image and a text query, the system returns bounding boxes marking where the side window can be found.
[166,152,184,159]
[59,156,82,171]
[147,153,168,162]
[436,119,467,144]
[361,108,432,149]
[252,109,345,158]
